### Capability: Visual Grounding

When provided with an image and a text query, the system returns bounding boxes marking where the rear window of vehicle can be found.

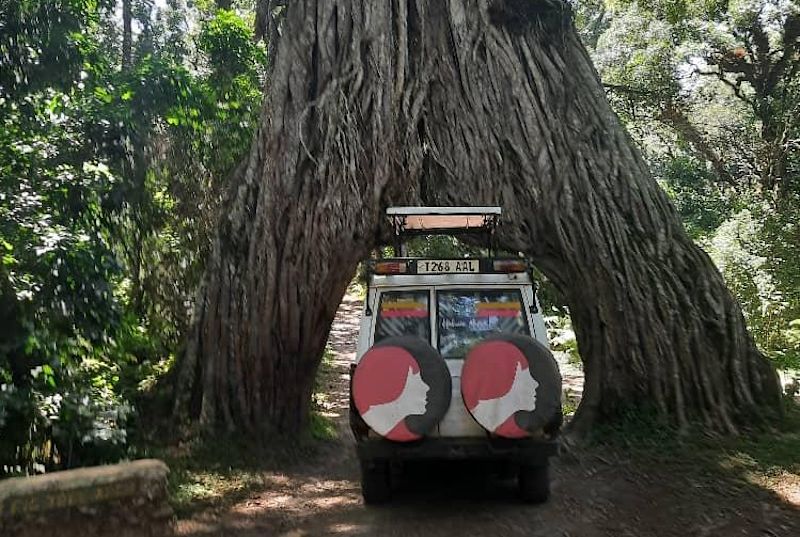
[437,289,528,359]
[374,290,431,344]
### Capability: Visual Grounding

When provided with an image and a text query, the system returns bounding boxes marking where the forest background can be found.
[1,0,798,475]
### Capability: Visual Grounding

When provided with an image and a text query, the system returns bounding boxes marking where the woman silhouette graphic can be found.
[461,339,542,438]
[353,346,432,441]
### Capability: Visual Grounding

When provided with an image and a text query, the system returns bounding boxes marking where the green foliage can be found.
[705,206,800,370]
[717,421,800,491]
[159,432,321,516]
[311,347,340,442]
[0,0,129,475]
[404,235,485,258]
[573,0,612,48]
[609,0,733,24]
[591,404,680,450]
[581,0,800,373]
[0,0,263,475]
[0,0,109,98]
[545,315,581,365]
[199,9,266,79]
[309,412,338,442]
[561,392,579,417]
[591,399,800,480]
[658,156,734,238]
[594,5,681,99]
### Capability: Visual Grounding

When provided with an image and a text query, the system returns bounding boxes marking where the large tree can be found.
[174,0,782,437]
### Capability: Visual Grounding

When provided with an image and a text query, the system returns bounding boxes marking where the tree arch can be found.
[174,0,781,437]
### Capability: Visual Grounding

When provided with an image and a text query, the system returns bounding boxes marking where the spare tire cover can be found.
[352,336,451,442]
[461,334,561,438]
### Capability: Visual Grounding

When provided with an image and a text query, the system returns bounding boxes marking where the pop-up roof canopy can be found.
[387,206,501,234]
[386,207,502,256]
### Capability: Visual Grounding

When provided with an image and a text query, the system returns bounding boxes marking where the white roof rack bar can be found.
[387,206,501,233]
[384,206,501,254]
[386,206,502,216]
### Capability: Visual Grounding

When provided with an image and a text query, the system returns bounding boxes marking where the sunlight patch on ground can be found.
[230,477,360,518]
[265,473,291,486]
[309,495,360,509]
[719,450,800,507]
[278,530,308,537]
[755,472,800,507]
[327,523,367,534]
[172,469,263,506]
[772,474,800,506]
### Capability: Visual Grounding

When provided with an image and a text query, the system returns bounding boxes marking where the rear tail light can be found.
[493,259,527,273]
[373,261,408,274]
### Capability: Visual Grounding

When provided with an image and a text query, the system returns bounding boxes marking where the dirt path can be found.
[177,295,800,537]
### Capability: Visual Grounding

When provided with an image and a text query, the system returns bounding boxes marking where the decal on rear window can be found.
[437,289,528,359]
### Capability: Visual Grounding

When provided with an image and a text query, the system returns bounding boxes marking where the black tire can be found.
[360,459,391,505]
[543,407,563,437]
[349,364,370,441]
[518,463,550,504]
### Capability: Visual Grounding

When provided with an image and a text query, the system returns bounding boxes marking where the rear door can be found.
[434,287,531,437]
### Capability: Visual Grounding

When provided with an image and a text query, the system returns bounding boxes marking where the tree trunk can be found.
[254,0,284,78]
[175,0,782,437]
[0,264,27,387]
[174,1,414,433]
[122,0,132,70]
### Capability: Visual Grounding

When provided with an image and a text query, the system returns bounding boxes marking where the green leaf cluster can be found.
[0,0,264,474]
[579,0,800,371]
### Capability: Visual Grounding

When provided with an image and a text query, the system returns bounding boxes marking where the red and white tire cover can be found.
[461,334,561,438]
[352,336,451,442]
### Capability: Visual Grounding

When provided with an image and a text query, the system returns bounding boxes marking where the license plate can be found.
[417,259,479,274]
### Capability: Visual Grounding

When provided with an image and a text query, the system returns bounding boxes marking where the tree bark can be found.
[254,0,285,80]
[122,0,132,70]
[175,0,782,437]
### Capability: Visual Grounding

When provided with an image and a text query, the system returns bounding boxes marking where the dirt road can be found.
[177,295,800,537]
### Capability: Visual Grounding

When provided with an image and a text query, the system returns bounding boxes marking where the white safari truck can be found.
[349,207,562,504]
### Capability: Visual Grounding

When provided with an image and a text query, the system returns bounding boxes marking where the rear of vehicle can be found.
[349,208,562,504]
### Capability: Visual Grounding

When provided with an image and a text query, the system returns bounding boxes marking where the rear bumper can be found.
[356,437,559,463]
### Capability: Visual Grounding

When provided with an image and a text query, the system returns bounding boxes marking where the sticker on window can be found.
[381,300,428,318]
[476,301,522,318]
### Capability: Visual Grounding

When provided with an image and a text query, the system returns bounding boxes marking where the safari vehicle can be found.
[349,207,562,504]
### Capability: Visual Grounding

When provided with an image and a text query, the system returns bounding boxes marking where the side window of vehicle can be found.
[374,291,431,345]
[437,289,529,359]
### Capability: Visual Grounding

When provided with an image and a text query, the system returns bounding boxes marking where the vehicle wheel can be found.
[348,366,370,441]
[461,335,562,439]
[360,459,391,505]
[518,463,550,504]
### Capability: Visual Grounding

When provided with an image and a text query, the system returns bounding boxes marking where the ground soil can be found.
[176,295,800,537]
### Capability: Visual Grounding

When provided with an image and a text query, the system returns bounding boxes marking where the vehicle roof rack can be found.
[386,206,501,255]
[387,206,500,233]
